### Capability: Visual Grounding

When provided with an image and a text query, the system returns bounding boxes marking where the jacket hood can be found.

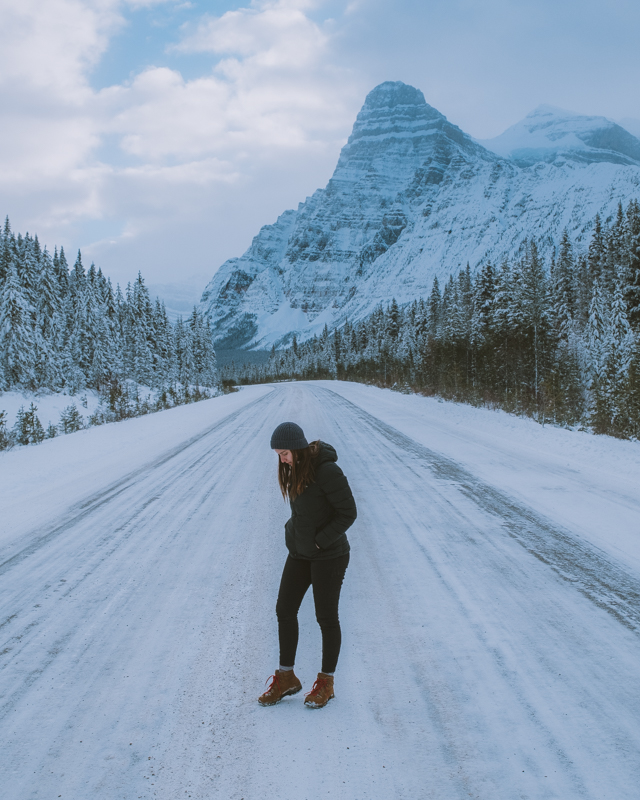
[315,441,338,465]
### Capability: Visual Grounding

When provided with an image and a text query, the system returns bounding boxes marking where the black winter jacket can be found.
[284,442,357,561]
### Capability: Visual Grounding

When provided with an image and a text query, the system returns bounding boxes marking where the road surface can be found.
[1,383,639,799]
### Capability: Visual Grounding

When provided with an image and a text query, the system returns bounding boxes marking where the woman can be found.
[259,421,357,709]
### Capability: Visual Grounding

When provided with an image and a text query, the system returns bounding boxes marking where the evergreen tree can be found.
[552,229,576,340]
[173,317,193,386]
[472,261,496,344]
[153,299,173,384]
[605,281,634,434]
[13,403,45,445]
[128,273,155,385]
[0,217,14,284]
[427,277,441,339]
[0,259,36,389]
[188,307,218,386]
[59,405,85,434]
[574,255,591,327]
[624,199,640,330]
[588,213,605,290]
[18,234,40,309]
[586,279,610,432]
[385,298,400,341]
[55,246,70,299]
[604,203,628,292]
[0,409,11,449]
[35,247,63,387]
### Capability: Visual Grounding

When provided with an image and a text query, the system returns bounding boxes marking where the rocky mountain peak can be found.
[332,81,494,189]
[359,80,428,111]
[200,83,640,350]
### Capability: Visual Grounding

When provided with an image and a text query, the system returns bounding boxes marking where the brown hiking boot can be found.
[258,669,302,706]
[304,673,335,708]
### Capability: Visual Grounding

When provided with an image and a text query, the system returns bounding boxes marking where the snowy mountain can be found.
[200,82,640,349]
[478,105,640,166]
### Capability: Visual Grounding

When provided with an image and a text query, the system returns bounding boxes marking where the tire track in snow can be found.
[0,391,273,581]
[0,388,295,799]
[313,385,640,633]
[305,388,580,797]
[1,383,639,800]
[306,384,639,799]
[0,391,284,733]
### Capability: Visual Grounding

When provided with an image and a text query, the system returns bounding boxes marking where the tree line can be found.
[0,217,219,449]
[0,217,218,394]
[225,201,640,439]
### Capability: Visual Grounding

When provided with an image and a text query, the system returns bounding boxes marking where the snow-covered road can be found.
[2,382,640,799]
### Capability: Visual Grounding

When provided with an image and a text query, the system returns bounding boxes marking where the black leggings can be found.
[276,553,350,674]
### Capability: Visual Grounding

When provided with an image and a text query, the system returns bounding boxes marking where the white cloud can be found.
[125,0,174,7]
[0,0,119,260]
[0,0,118,185]
[107,0,355,161]
[0,0,119,96]
[173,0,325,61]
[0,0,360,286]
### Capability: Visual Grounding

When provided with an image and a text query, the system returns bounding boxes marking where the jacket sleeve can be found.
[314,462,357,550]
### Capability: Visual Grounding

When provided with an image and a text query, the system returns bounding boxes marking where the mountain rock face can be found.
[201,82,640,349]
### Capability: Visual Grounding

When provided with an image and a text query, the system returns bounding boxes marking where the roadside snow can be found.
[0,389,102,428]
[316,381,640,572]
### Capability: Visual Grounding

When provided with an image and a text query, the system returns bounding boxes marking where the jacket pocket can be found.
[284,518,295,553]
[293,520,319,559]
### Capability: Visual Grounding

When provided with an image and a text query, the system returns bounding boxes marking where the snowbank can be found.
[0,389,102,428]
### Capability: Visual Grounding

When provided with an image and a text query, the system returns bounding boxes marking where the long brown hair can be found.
[278,440,320,501]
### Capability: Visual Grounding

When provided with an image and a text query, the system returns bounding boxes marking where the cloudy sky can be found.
[2,0,639,305]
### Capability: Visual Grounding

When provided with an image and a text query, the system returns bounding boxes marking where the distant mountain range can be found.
[478,105,640,166]
[200,81,640,349]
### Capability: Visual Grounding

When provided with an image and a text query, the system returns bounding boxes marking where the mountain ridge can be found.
[201,81,640,349]
[479,104,640,167]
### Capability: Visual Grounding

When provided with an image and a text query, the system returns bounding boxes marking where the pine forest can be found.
[225,201,640,440]
[0,218,219,449]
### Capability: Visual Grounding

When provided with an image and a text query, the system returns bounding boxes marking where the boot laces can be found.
[305,676,328,699]
[264,673,281,695]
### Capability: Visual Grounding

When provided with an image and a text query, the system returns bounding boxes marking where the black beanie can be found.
[270,422,308,450]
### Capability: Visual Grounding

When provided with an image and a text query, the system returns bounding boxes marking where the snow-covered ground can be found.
[1,381,639,799]
[0,389,102,429]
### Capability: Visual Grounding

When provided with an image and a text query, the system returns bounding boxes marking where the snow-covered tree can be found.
[0,259,36,389]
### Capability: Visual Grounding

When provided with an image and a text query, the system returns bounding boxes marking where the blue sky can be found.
[1,0,639,301]
[90,3,233,88]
